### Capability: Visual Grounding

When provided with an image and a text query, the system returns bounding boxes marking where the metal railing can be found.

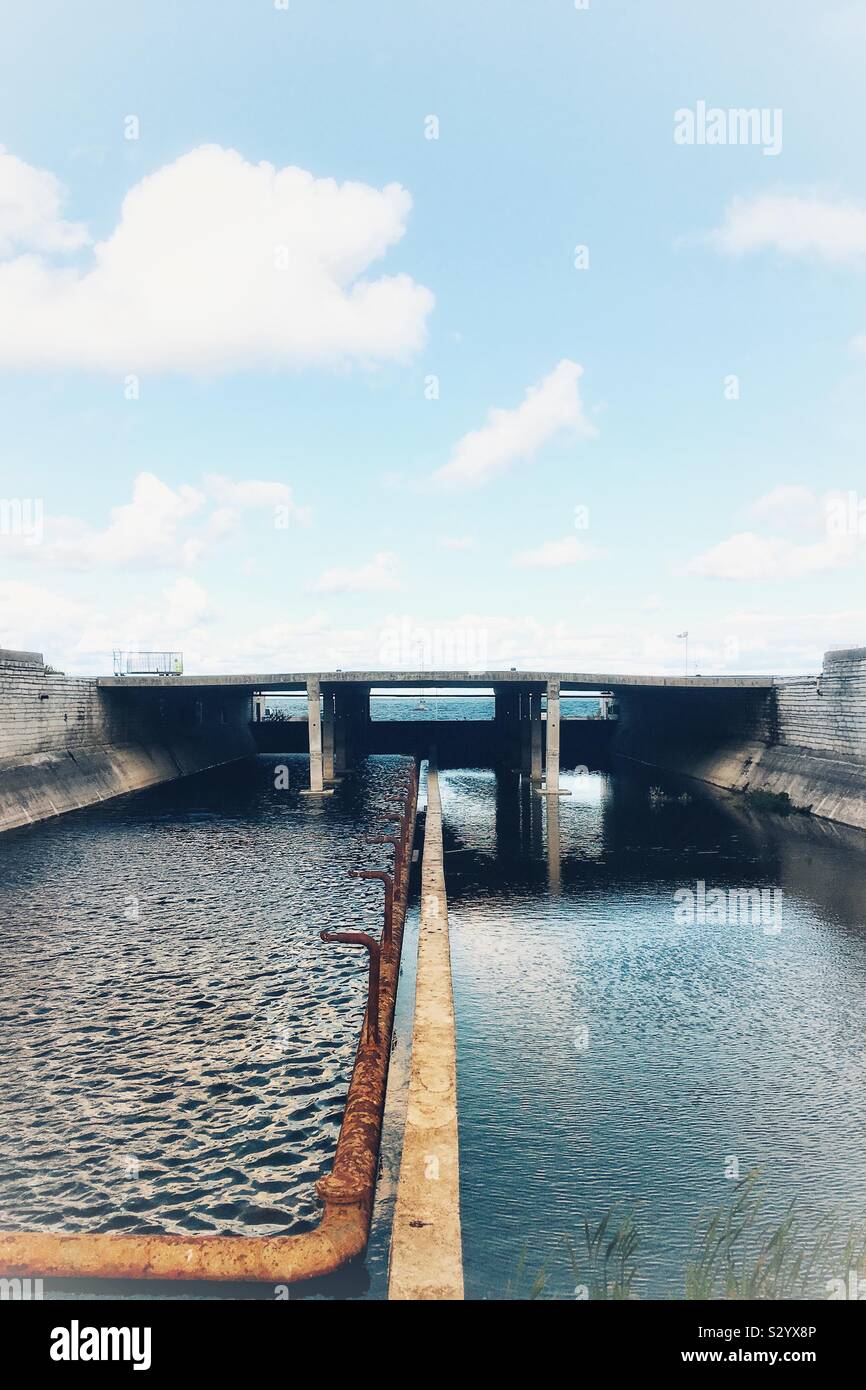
[112,650,183,676]
[0,762,420,1285]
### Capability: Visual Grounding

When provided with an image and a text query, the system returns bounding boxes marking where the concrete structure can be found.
[612,648,866,832]
[389,764,463,1300]
[4,649,866,833]
[0,648,255,834]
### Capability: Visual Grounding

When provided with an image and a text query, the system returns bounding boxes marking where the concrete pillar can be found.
[541,677,570,796]
[322,686,336,783]
[530,687,543,783]
[301,676,334,796]
[252,693,267,722]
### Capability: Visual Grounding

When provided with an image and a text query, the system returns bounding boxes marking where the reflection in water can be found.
[444,764,866,1300]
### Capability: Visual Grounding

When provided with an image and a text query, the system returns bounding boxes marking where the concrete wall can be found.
[0,650,256,834]
[612,648,866,832]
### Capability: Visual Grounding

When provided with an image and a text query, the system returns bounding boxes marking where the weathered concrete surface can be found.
[613,648,866,833]
[99,669,775,690]
[0,649,255,833]
[389,764,464,1301]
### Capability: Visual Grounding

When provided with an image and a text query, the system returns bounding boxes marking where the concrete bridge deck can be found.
[97,670,775,690]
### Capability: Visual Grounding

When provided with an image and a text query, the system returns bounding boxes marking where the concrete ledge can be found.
[388,763,464,1301]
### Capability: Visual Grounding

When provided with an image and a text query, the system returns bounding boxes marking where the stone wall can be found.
[0,649,256,834]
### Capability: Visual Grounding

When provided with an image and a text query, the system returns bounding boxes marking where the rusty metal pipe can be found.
[365,834,401,884]
[320,929,381,1047]
[347,868,394,956]
[0,783,418,1286]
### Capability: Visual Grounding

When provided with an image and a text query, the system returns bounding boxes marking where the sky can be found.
[1,0,865,677]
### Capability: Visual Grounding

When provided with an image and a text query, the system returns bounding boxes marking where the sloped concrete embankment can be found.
[0,649,255,834]
[612,648,866,832]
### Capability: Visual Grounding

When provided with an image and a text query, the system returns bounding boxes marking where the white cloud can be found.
[708,193,866,264]
[0,470,308,571]
[0,146,89,257]
[0,144,433,373]
[204,474,312,528]
[514,536,588,569]
[305,550,400,595]
[746,485,821,533]
[430,359,597,491]
[686,530,855,581]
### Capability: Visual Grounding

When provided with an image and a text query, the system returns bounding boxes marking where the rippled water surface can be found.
[441,766,866,1299]
[0,755,413,1248]
[2,749,865,1300]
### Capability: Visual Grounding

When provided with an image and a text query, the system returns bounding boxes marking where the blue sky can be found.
[1,0,865,675]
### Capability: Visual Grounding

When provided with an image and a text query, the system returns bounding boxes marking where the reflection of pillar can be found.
[546,793,562,894]
[520,686,531,774]
[530,688,543,783]
[540,677,570,796]
[301,676,334,795]
[322,686,336,782]
[494,765,520,864]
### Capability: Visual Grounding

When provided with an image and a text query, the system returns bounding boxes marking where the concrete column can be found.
[540,677,570,796]
[530,687,543,783]
[252,693,267,722]
[301,676,333,796]
[520,686,531,774]
[322,686,336,783]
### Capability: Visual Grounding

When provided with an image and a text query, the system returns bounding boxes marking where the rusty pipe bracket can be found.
[365,834,402,882]
[320,928,381,1047]
[348,868,395,957]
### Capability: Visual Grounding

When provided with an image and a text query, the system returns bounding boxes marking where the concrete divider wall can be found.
[0,650,256,834]
[389,764,464,1300]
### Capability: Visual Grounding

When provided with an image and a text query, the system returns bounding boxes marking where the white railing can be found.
[112,650,183,676]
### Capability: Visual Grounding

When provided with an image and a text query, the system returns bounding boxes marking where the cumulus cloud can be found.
[746,485,823,533]
[514,536,588,569]
[707,193,866,264]
[0,145,89,257]
[430,359,597,490]
[0,470,308,570]
[686,530,855,581]
[0,144,433,373]
[305,550,400,595]
[686,484,866,580]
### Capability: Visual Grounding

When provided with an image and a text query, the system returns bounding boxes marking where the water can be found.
[263,694,602,722]
[441,765,866,1299]
[0,755,413,1252]
[1,752,864,1299]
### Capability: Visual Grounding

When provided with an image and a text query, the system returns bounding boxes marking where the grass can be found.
[502,1172,866,1300]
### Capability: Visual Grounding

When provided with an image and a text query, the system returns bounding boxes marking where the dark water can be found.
[0,755,413,1255]
[1,749,864,1300]
[441,765,866,1299]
